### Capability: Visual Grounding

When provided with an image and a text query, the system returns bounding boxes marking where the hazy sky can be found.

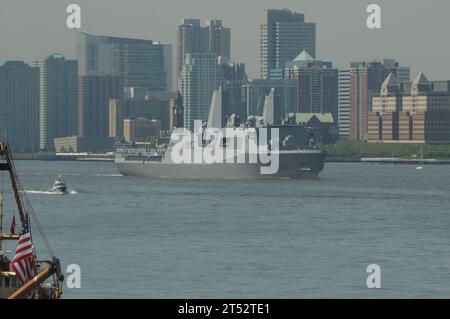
[1,0,450,80]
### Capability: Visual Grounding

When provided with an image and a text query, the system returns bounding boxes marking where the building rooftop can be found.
[0,61,30,68]
[293,50,315,62]
[381,73,400,94]
[296,113,334,124]
[383,73,399,87]
[47,53,65,59]
[412,72,430,85]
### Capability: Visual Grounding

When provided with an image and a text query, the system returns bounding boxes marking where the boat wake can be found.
[93,173,123,177]
[24,189,79,195]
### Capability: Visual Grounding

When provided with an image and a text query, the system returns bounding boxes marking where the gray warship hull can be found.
[115,150,326,179]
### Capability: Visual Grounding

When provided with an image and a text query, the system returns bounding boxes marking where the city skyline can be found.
[2,1,450,151]
[2,1,450,304]
[1,0,450,80]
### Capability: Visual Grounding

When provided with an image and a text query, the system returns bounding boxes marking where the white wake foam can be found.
[24,189,79,195]
[93,173,123,177]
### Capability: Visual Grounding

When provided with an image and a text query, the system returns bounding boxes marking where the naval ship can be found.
[115,88,326,179]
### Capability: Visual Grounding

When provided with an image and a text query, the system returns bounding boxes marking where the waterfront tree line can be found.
[320,142,450,159]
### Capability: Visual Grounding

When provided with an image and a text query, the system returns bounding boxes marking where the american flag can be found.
[12,214,35,285]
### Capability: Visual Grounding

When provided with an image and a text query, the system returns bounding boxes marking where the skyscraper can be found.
[243,79,298,123]
[123,117,161,143]
[108,99,122,139]
[368,73,402,141]
[221,61,247,122]
[338,69,351,139]
[177,19,203,76]
[259,9,316,79]
[78,75,123,138]
[350,60,409,141]
[178,53,220,130]
[161,44,173,91]
[382,59,411,83]
[169,92,184,131]
[109,91,180,140]
[76,31,171,92]
[368,72,450,144]
[34,54,78,151]
[0,61,40,152]
[283,51,339,125]
[177,19,231,76]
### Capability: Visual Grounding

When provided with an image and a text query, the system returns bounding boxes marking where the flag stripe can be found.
[12,215,34,285]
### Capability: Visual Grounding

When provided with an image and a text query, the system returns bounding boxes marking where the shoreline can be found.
[12,153,450,165]
[13,153,114,162]
[326,156,450,164]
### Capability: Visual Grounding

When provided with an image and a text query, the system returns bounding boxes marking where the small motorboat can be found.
[51,175,67,194]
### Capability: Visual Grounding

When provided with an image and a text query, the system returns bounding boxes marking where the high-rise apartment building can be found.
[368,72,450,144]
[34,54,78,151]
[161,44,173,91]
[382,59,410,83]
[0,61,40,152]
[350,60,409,141]
[109,99,122,139]
[179,53,221,130]
[259,9,316,79]
[78,75,123,138]
[123,117,161,143]
[338,69,351,139]
[432,81,450,93]
[108,92,181,139]
[177,19,203,75]
[76,31,171,92]
[221,61,247,122]
[243,79,298,123]
[205,20,231,63]
[177,19,231,76]
[283,51,339,126]
[368,74,402,141]
[169,92,184,131]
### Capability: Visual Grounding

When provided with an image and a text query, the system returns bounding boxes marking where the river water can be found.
[2,161,449,298]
